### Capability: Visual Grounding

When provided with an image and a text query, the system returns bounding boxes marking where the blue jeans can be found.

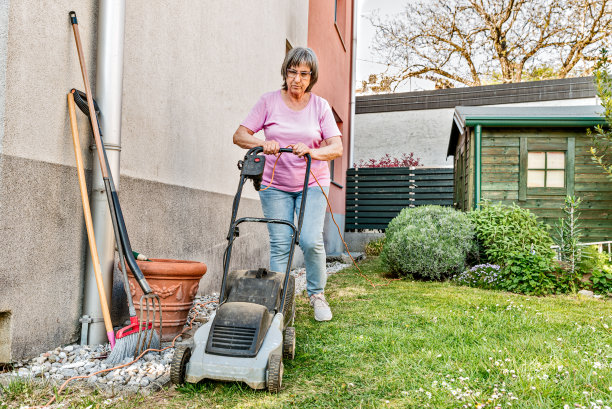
[259,185,329,297]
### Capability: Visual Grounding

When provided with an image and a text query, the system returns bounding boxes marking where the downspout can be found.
[82,0,125,345]
[348,0,357,168]
[474,124,481,209]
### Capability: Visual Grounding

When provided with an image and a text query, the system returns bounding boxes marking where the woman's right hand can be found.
[262,140,280,155]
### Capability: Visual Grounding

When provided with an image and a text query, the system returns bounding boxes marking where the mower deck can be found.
[184,310,284,389]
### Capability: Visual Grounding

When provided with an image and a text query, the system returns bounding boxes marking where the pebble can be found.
[0,260,351,393]
[61,369,77,378]
[63,361,85,370]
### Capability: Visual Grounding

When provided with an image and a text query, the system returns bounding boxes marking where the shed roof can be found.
[447,105,606,157]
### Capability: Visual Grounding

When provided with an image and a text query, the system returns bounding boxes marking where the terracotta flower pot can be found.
[124,258,207,341]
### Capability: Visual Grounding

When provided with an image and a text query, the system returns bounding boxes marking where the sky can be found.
[356,0,433,93]
[356,0,410,92]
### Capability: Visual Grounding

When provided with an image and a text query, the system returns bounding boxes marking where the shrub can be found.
[364,236,385,257]
[577,245,609,274]
[354,153,421,168]
[591,265,612,295]
[381,205,475,280]
[469,201,556,265]
[501,252,557,295]
[453,264,503,290]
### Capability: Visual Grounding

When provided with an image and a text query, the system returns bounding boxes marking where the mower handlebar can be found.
[249,146,310,158]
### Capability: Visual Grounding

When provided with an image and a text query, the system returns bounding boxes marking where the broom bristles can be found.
[105,329,160,365]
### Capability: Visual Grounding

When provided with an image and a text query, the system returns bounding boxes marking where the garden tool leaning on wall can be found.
[67,91,116,350]
[69,11,161,362]
[72,89,161,363]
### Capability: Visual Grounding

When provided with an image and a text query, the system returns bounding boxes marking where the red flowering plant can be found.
[353,153,422,168]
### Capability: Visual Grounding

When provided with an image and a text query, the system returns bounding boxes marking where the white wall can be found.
[354,97,597,168]
[0,0,309,361]
[121,1,309,199]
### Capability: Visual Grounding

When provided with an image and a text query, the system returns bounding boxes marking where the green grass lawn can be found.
[2,256,611,408]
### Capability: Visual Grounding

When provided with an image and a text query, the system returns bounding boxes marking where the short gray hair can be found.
[281,47,319,92]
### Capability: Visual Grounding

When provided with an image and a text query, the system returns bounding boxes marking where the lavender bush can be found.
[453,264,503,290]
[381,205,476,280]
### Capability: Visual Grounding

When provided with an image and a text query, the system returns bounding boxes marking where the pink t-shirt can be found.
[240,90,341,192]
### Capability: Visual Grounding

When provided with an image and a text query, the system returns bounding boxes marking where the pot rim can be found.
[122,258,207,277]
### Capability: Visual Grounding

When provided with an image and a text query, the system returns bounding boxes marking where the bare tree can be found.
[369,0,612,89]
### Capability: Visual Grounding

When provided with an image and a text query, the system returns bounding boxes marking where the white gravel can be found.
[291,260,351,295]
[0,260,352,393]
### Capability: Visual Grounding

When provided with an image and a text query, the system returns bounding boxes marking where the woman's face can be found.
[286,63,312,98]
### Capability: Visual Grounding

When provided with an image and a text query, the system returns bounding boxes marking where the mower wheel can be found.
[266,353,283,393]
[170,345,191,385]
[283,327,296,360]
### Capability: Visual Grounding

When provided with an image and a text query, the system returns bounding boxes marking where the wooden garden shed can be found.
[447,105,611,242]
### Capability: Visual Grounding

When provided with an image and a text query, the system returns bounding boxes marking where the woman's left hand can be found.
[292,143,311,158]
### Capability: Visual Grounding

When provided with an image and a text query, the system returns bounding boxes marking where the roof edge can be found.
[464,117,606,127]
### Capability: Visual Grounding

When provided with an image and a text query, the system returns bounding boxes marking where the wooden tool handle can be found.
[69,12,108,179]
[68,91,115,346]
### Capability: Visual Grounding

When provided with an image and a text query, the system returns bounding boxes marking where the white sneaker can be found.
[309,293,332,321]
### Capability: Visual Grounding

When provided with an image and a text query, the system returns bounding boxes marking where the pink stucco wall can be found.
[308,0,354,217]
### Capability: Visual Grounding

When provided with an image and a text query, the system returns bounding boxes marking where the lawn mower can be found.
[170,147,311,392]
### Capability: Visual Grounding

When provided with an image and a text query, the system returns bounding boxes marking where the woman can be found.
[233,47,343,321]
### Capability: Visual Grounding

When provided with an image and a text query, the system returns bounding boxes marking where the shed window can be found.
[527,151,565,188]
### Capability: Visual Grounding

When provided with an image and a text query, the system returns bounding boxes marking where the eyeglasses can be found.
[287,68,312,79]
